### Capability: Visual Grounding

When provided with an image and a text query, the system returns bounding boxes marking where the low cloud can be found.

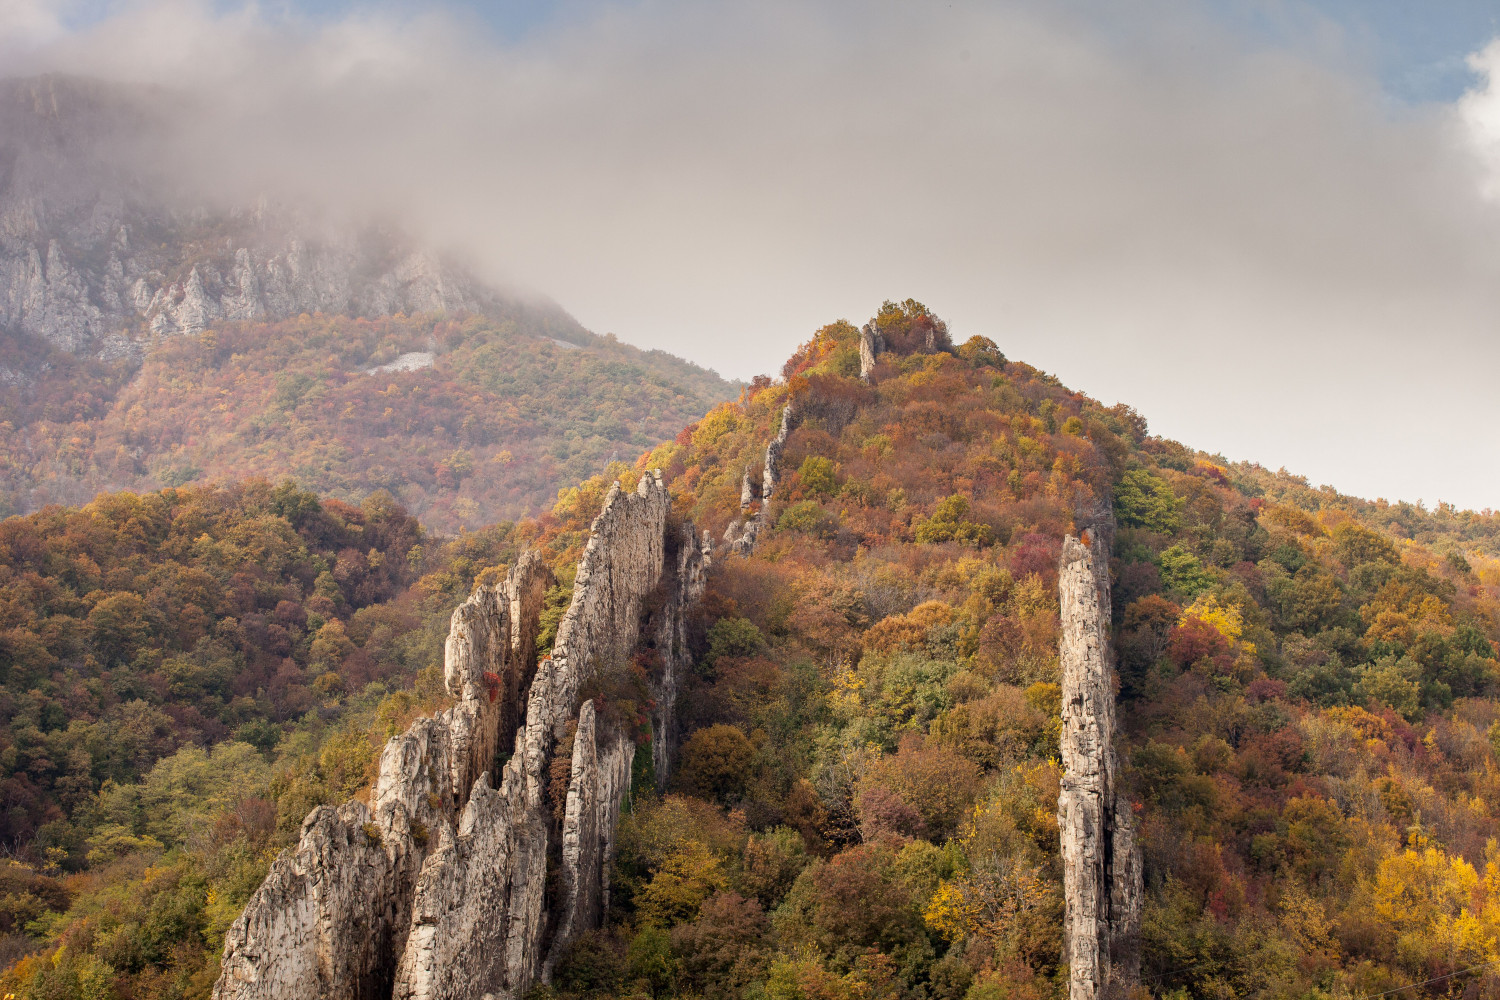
[6,0,1500,509]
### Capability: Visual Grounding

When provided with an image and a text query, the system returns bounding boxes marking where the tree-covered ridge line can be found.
[0,299,1497,1000]
[0,310,735,531]
[526,302,1500,1000]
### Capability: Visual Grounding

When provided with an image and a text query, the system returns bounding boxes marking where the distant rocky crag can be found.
[0,74,552,363]
[213,472,710,1000]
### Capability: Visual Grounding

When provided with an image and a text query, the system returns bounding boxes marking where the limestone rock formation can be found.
[725,402,797,555]
[541,700,634,981]
[216,473,705,1000]
[858,322,883,380]
[0,76,552,360]
[1057,531,1141,1000]
[648,523,713,787]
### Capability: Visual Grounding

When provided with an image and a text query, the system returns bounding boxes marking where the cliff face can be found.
[648,522,713,787]
[1062,530,1140,1000]
[0,75,538,360]
[215,473,708,1000]
[1057,532,1142,1000]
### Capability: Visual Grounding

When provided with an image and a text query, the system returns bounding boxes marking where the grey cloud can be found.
[6,0,1500,509]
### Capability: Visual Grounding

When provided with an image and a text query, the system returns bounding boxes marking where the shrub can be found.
[675,725,756,801]
[914,495,991,546]
[1114,469,1183,535]
[796,457,840,499]
[707,617,766,665]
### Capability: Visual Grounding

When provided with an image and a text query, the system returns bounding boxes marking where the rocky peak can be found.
[214,473,711,1000]
[0,75,540,361]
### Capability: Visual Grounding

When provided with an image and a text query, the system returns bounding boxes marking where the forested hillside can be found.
[0,310,732,529]
[0,74,734,528]
[1,301,1498,1000]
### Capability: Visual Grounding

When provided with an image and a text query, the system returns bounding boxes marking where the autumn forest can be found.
[1,301,1499,1000]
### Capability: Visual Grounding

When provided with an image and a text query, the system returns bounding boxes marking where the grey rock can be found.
[729,402,796,556]
[1057,531,1141,1000]
[858,322,883,380]
[0,76,527,357]
[218,472,701,1000]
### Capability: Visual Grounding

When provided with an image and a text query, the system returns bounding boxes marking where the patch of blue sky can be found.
[1202,0,1499,102]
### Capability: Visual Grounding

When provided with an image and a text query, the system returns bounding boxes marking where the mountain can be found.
[0,75,734,526]
[0,301,1498,1000]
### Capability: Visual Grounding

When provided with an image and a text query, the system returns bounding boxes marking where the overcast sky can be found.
[4,0,1500,512]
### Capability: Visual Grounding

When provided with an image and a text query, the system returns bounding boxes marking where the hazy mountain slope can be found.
[0,311,731,528]
[0,74,502,354]
[0,74,735,523]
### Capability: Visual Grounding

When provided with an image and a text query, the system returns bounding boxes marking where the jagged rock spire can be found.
[1058,529,1141,1000]
[858,323,883,380]
[215,473,710,1000]
[725,401,797,556]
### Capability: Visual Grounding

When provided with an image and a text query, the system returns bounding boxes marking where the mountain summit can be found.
[0,75,734,526]
[0,75,525,357]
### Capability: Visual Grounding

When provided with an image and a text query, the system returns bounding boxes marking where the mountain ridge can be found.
[0,302,1497,1000]
[0,73,736,526]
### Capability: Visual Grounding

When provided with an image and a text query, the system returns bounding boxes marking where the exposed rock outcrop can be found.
[858,322,883,380]
[725,402,797,555]
[647,523,713,788]
[1057,531,1141,1000]
[541,700,634,981]
[217,473,704,1000]
[0,76,543,358]
[391,473,676,999]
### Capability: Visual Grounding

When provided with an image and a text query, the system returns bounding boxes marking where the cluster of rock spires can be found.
[1057,525,1143,1000]
[207,310,1140,998]
[0,75,538,362]
[213,473,710,1000]
[722,402,796,555]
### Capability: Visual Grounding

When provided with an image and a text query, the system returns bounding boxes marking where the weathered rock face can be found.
[213,796,421,1000]
[392,472,679,1000]
[541,700,635,981]
[725,402,797,555]
[858,322,883,380]
[217,472,701,1000]
[0,76,526,359]
[1057,532,1141,1000]
[648,523,713,788]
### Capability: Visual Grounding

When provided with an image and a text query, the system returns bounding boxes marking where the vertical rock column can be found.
[650,524,713,788]
[858,322,883,380]
[1057,533,1141,1000]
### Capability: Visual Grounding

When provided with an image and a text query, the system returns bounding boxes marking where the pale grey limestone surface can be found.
[216,473,702,1000]
[1057,532,1142,1000]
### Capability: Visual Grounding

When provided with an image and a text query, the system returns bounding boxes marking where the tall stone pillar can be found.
[1058,532,1141,1000]
[858,323,883,380]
